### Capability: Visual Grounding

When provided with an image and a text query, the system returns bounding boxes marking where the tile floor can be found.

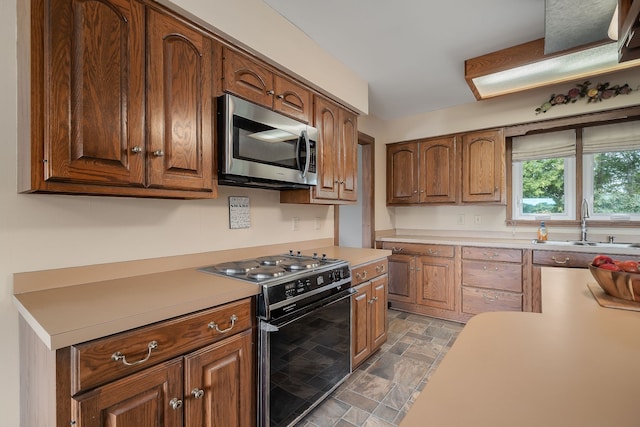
[298,309,463,427]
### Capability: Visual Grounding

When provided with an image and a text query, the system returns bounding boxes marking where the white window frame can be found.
[512,157,576,221]
[583,153,640,221]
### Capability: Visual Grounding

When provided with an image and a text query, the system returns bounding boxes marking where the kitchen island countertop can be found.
[13,240,390,350]
[400,267,640,427]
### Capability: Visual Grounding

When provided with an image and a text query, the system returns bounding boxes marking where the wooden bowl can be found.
[589,264,640,302]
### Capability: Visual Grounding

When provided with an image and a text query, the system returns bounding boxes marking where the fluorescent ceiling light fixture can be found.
[465,38,640,100]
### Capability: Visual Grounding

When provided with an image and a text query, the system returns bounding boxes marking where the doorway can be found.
[336,132,375,248]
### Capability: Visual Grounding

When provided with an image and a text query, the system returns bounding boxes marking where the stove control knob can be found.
[313,252,318,259]
[289,250,294,256]
[322,253,327,261]
[297,251,301,257]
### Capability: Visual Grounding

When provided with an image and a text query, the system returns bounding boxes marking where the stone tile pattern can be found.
[298,310,462,427]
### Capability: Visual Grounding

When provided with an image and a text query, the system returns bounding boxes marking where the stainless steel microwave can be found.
[217,94,318,189]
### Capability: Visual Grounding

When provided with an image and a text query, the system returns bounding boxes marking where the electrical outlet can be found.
[292,217,300,231]
[314,217,321,230]
[456,214,465,225]
[474,215,481,225]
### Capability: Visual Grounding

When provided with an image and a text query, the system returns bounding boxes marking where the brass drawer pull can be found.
[482,265,499,271]
[368,296,379,304]
[551,256,571,265]
[356,271,368,280]
[482,292,499,302]
[482,252,500,259]
[376,264,385,273]
[391,246,404,253]
[208,314,238,334]
[112,340,158,366]
[427,249,440,256]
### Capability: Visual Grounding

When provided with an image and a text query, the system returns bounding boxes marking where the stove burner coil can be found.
[213,260,260,275]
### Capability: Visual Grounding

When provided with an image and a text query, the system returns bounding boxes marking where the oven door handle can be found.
[264,287,356,331]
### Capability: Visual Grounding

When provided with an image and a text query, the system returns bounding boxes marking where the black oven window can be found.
[267,296,351,427]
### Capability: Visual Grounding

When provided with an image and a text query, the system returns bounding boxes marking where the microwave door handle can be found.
[298,130,311,178]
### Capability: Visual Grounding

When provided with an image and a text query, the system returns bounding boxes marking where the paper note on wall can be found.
[229,196,250,229]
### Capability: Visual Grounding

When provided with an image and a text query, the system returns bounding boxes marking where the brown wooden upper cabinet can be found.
[280,95,358,204]
[222,47,312,123]
[20,0,217,199]
[461,128,505,203]
[386,129,505,205]
[386,136,457,204]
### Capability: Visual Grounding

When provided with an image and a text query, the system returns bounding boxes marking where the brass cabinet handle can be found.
[356,271,367,280]
[375,265,385,273]
[131,146,142,153]
[169,398,183,410]
[276,94,284,99]
[391,247,404,253]
[112,341,158,366]
[368,296,379,304]
[191,388,205,399]
[208,314,238,334]
[482,292,499,302]
[153,150,164,157]
[266,90,275,95]
[551,256,571,265]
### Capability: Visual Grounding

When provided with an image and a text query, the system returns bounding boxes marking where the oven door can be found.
[219,94,318,187]
[258,287,354,427]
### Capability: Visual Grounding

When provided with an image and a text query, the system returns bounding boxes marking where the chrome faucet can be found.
[580,199,589,241]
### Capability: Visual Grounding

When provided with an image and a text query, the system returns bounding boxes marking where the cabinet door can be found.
[73,358,183,427]
[386,142,419,204]
[339,108,358,201]
[273,75,312,123]
[370,276,388,351]
[146,9,214,192]
[314,96,341,199]
[416,255,455,311]
[352,282,372,368]
[184,329,254,427]
[223,47,274,108]
[419,137,457,203]
[46,0,145,186]
[387,254,416,303]
[461,129,505,203]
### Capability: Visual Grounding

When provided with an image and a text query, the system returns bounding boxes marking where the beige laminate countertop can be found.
[400,268,640,427]
[13,243,390,351]
[379,234,640,256]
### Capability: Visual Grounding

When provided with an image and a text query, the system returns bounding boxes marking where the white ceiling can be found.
[262,0,615,120]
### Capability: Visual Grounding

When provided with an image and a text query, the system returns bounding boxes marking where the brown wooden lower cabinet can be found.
[20,298,256,427]
[351,258,388,368]
[381,242,465,322]
[531,250,597,312]
[380,241,534,323]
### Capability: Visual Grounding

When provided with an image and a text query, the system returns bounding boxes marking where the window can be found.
[511,130,576,221]
[583,121,640,221]
[511,120,640,223]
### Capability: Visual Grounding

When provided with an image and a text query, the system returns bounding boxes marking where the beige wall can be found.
[1,0,366,424]
[359,67,640,237]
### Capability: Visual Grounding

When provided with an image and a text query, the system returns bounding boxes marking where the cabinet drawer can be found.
[352,258,388,286]
[70,297,253,395]
[462,246,522,263]
[462,260,523,292]
[462,287,522,315]
[380,241,454,257]
[532,250,594,268]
